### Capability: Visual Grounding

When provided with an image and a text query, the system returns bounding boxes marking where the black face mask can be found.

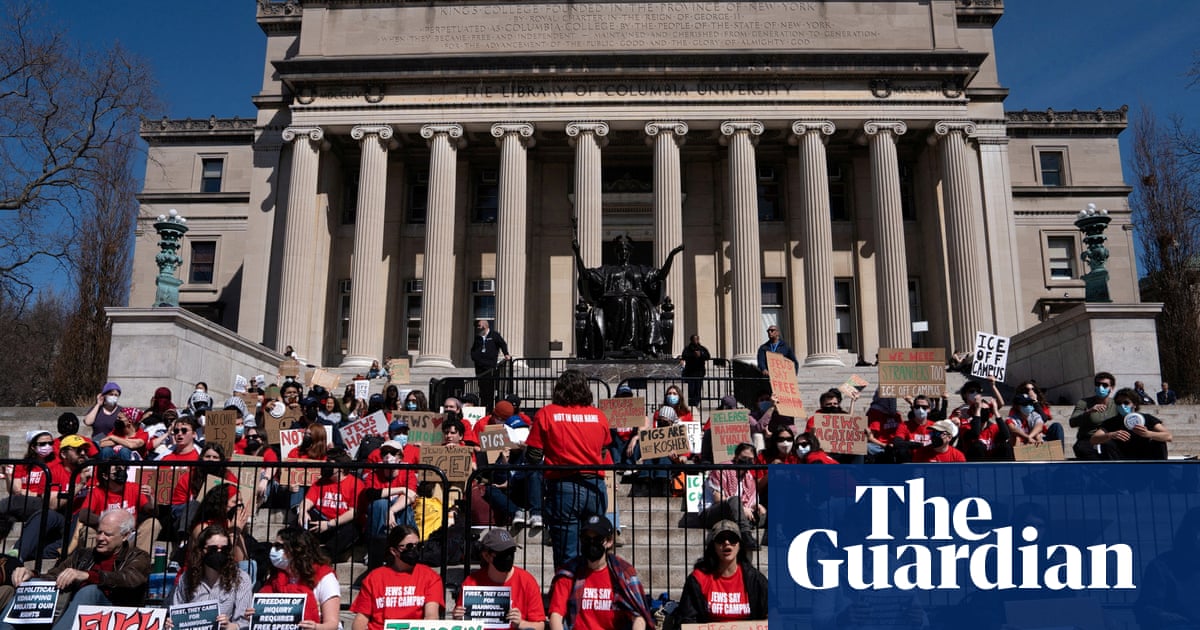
[581,537,607,562]
[245,437,262,450]
[299,437,313,451]
[820,405,841,413]
[491,549,516,573]
[203,549,229,571]
[111,469,128,485]
[399,547,421,566]
[930,433,946,448]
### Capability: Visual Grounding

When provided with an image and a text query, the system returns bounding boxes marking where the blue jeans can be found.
[367,497,415,537]
[545,476,606,568]
[98,446,137,461]
[53,584,111,630]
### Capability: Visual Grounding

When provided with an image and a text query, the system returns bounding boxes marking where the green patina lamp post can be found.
[153,208,189,307]
[1075,203,1112,303]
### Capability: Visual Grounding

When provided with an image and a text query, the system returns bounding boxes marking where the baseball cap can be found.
[380,439,404,452]
[493,401,515,419]
[479,528,519,553]
[709,519,741,543]
[931,420,959,438]
[389,419,409,434]
[581,514,613,538]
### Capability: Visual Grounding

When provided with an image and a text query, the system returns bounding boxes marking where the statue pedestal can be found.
[566,359,681,383]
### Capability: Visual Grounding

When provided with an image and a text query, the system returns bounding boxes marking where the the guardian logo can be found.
[787,479,1135,591]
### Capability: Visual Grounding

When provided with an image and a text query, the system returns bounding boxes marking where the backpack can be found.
[355,434,386,462]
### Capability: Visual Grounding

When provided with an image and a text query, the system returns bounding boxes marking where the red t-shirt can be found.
[912,446,966,463]
[549,565,632,630]
[81,481,149,517]
[364,468,419,494]
[972,421,1003,451]
[304,474,362,520]
[458,567,546,622]
[12,460,70,496]
[526,404,612,479]
[367,444,420,465]
[160,447,200,462]
[804,450,839,464]
[690,566,752,621]
[350,564,445,628]
[897,420,931,446]
[867,409,904,445]
[171,470,238,505]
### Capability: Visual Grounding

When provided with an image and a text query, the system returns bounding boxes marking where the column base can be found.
[340,355,375,369]
[803,354,845,368]
[413,355,456,369]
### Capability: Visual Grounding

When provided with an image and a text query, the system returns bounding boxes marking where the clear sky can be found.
[29,1,1200,292]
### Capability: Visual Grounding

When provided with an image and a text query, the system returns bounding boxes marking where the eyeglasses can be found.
[204,544,230,553]
[396,542,419,552]
[34,442,53,447]
[913,405,930,410]
[796,442,810,448]
[172,428,191,435]
[1095,381,1112,388]
[766,328,778,333]
[714,535,741,546]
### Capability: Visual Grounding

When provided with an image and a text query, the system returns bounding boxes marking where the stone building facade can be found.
[132,0,1137,369]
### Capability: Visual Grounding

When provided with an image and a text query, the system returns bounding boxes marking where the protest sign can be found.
[72,606,166,630]
[4,580,57,624]
[387,357,410,384]
[598,397,648,429]
[193,474,230,504]
[877,348,947,398]
[232,374,248,393]
[685,474,704,514]
[279,358,302,378]
[461,585,512,629]
[149,467,181,506]
[838,374,869,400]
[709,409,751,464]
[971,331,1011,381]
[236,392,259,412]
[230,454,263,516]
[461,406,486,425]
[205,409,239,454]
[383,622,486,630]
[353,379,371,402]
[637,424,692,460]
[681,420,702,454]
[811,414,868,455]
[766,351,804,417]
[420,445,473,484]
[278,428,306,459]
[170,600,220,630]
[1013,441,1066,462]
[281,459,323,487]
[253,593,306,630]
[308,368,340,392]
[478,426,511,453]
[394,411,443,446]
[340,411,389,458]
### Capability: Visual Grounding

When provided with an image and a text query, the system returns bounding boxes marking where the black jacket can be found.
[675,560,768,623]
[470,330,509,368]
[46,542,150,605]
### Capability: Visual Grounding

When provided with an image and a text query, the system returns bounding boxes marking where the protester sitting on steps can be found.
[170,524,253,630]
[674,519,768,624]
[1091,388,1172,460]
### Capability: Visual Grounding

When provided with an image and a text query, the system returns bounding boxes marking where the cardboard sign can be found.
[308,368,340,392]
[420,445,473,484]
[230,454,263,516]
[384,622,486,630]
[193,474,229,504]
[72,606,166,630]
[682,420,702,454]
[637,424,692,460]
[1013,441,1066,462]
[838,374,869,400]
[766,351,804,417]
[353,379,371,402]
[877,348,947,398]
[395,411,443,446]
[281,459,323,487]
[340,411,389,458]
[236,392,259,411]
[387,358,410,384]
[279,359,302,378]
[461,585,511,629]
[685,474,704,514]
[598,397,648,429]
[4,580,58,624]
[478,426,511,452]
[205,410,239,455]
[709,409,751,464]
[253,593,306,630]
[170,600,219,630]
[681,622,768,630]
[149,467,181,506]
[278,429,306,460]
[232,374,249,393]
[971,331,1011,381]
[812,414,868,456]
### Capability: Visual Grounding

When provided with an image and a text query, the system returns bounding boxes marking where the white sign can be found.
[970,331,1011,381]
[72,606,166,630]
[682,420,702,455]
[341,411,389,458]
[232,374,248,393]
[685,474,704,514]
[353,379,371,402]
[461,406,487,426]
[279,428,306,459]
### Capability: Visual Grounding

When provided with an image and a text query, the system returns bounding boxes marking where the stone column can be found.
[935,120,986,354]
[491,122,535,361]
[791,120,843,366]
[646,120,688,354]
[342,125,393,368]
[721,120,764,363]
[975,124,1022,336]
[864,120,912,349]
[276,126,323,357]
[414,124,463,369]
[566,121,609,267]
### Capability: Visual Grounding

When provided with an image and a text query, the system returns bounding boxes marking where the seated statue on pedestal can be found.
[572,234,683,359]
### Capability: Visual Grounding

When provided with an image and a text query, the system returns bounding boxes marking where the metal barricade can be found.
[431,376,611,414]
[0,459,55,573]
[618,375,771,419]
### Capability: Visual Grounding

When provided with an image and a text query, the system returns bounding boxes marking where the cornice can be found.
[1006,106,1129,125]
[955,0,1004,26]
[257,0,302,33]
[1011,185,1133,198]
[140,116,256,142]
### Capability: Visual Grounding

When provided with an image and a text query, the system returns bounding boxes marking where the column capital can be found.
[790,120,836,138]
[281,126,324,143]
[491,122,536,147]
[645,120,689,141]
[566,121,609,147]
[934,120,978,137]
[420,123,464,148]
[720,119,764,137]
[863,120,907,137]
[350,125,394,141]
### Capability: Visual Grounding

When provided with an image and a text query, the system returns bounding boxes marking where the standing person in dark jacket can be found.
[675,520,768,624]
[755,325,797,375]
[470,319,510,409]
[678,334,712,408]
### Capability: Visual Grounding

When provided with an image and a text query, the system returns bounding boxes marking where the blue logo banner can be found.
[768,463,1200,630]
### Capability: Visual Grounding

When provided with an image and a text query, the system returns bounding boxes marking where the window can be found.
[200,158,223,193]
[338,279,351,355]
[1047,236,1077,280]
[908,278,926,347]
[472,279,496,323]
[756,165,782,222]
[899,161,917,221]
[829,162,849,221]
[405,280,423,353]
[188,241,216,284]
[406,168,429,224]
[342,171,359,225]
[761,280,785,336]
[473,169,499,223]
[1039,151,1065,187]
[834,279,856,351]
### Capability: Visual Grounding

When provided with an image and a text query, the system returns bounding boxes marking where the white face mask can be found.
[269,546,289,570]
[35,445,53,458]
[104,395,119,407]
[795,444,811,456]
[913,408,929,420]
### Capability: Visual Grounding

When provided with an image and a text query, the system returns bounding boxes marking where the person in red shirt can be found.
[912,420,967,463]
[12,435,89,562]
[0,431,66,521]
[97,408,149,461]
[363,439,420,568]
[159,417,201,461]
[548,514,651,630]
[76,463,158,553]
[453,528,546,629]
[795,432,839,464]
[675,520,767,623]
[350,525,444,628]
[866,394,904,459]
[261,528,341,630]
[170,444,239,539]
[525,369,613,568]
[298,448,361,561]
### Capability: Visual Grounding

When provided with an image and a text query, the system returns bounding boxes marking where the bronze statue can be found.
[572,234,683,359]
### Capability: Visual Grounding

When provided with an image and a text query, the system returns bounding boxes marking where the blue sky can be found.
[30,1,1200,291]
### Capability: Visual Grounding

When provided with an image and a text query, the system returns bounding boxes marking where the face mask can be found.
[235,425,244,438]
[734,456,754,465]
[1096,385,1111,398]
[383,453,399,464]
[796,444,811,456]
[665,394,680,406]
[491,549,516,573]
[405,401,418,411]
[268,547,289,569]
[203,549,229,571]
[193,389,206,399]
[820,404,840,413]
[396,434,409,448]
[913,408,929,420]
[777,440,793,451]
[104,396,119,406]
[112,469,128,484]
[930,433,946,448]
[35,445,53,457]
[1118,404,1133,416]
[399,547,421,566]
[246,437,262,450]
[1021,405,1036,416]
[581,537,607,562]
[300,437,313,450]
